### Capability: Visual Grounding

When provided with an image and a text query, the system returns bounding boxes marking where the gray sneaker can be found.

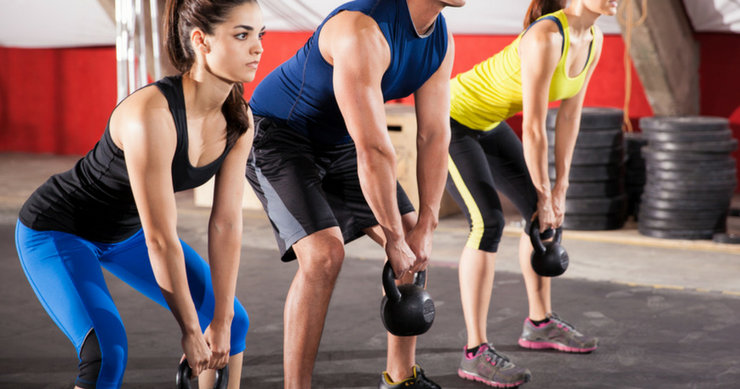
[458,343,531,388]
[518,312,598,353]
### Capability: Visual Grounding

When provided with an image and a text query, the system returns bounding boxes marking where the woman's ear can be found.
[191,28,210,54]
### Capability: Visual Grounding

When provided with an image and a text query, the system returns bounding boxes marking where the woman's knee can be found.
[469,209,505,251]
[474,209,505,238]
[230,301,249,355]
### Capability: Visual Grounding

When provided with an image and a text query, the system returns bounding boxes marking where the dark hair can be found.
[524,0,566,28]
[164,0,258,147]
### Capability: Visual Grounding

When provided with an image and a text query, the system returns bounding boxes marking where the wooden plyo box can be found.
[385,104,460,218]
[193,175,263,210]
[194,104,460,217]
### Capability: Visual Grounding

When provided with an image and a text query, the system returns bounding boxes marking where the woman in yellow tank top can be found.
[447,0,617,386]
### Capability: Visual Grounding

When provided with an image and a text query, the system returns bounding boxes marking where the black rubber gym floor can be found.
[2,211,740,389]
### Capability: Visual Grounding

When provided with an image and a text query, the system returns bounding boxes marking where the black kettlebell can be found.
[529,217,569,277]
[380,261,435,337]
[176,359,229,389]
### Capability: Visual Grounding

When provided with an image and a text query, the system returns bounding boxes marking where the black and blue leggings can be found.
[15,222,249,389]
[445,118,540,253]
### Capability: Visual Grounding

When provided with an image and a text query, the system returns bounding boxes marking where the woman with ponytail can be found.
[14,0,263,387]
[447,0,617,386]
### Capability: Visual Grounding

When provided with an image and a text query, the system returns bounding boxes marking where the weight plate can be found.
[645,168,737,182]
[639,206,729,221]
[649,139,738,153]
[644,179,737,192]
[642,147,733,162]
[643,129,732,143]
[637,225,717,240]
[548,146,624,166]
[566,180,624,198]
[638,216,726,230]
[550,163,624,182]
[562,213,626,231]
[547,128,623,148]
[641,186,734,202]
[640,195,731,211]
[713,233,740,244]
[565,194,627,215]
[547,107,624,130]
[641,197,731,211]
[639,116,729,132]
[644,158,735,172]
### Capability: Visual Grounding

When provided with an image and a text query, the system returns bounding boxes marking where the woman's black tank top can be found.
[19,75,235,243]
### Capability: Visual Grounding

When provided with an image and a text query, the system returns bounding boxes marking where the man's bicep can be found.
[332,29,391,147]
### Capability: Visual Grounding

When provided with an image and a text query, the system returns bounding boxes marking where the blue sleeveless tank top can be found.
[250,0,448,145]
[19,76,235,243]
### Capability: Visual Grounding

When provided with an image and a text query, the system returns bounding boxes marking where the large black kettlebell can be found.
[380,261,435,337]
[176,359,229,389]
[529,218,569,277]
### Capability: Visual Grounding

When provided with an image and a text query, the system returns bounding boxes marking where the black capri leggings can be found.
[445,118,541,253]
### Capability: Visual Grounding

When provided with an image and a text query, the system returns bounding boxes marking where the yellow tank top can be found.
[449,10,596,131]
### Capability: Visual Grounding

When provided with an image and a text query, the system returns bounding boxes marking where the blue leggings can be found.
[15,221,249,389]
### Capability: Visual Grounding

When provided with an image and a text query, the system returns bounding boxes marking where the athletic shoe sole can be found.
[518,338,597,353]
[458,369,529,388]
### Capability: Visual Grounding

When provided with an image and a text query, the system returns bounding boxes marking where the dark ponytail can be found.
[222,83,250,147]
[164,0,257,147]
[524,0,566,28]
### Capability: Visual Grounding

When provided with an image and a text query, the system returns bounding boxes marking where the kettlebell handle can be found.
[382,261,426,303]
[529,217,562,253]
[176,359,229,389]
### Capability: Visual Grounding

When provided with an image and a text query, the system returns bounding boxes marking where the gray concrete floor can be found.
[1,152,740,388]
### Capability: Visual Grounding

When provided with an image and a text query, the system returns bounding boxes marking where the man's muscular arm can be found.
[407,29,456,271]
[320,11,415,278]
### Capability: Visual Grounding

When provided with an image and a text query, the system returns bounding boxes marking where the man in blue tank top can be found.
[247,0,464,387]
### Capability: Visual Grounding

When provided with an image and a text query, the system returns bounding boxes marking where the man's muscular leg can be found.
[285,227,346,389]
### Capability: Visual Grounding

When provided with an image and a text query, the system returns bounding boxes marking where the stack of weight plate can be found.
[546,107,627,230]
[638,116,738,240]
[624,132,648,220]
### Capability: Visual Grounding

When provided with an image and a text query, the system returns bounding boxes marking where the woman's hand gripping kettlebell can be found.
[529,217,569,277]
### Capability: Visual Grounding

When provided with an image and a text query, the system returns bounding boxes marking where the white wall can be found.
[0,0,734,49]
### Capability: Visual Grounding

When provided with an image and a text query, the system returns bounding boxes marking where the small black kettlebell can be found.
[176,359,229,389]
[380,261,435,337]
[529,218,569,277]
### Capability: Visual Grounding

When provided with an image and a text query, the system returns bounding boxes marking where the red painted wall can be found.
[695,33,740,166]
[0,47,117,154]
[0,32,738,185]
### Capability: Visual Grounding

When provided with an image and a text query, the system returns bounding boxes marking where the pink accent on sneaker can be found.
[517,338,597,353]
[464,344,490,360]
[458,369,526,388]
